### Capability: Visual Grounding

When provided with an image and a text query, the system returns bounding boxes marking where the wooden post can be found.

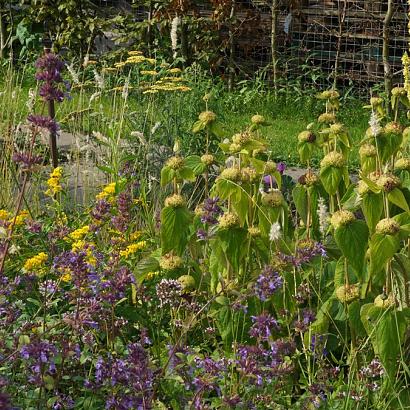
[383,0,394,115]
[43,36,58,168]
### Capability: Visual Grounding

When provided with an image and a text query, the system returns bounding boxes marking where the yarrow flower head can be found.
[254,265,283,301]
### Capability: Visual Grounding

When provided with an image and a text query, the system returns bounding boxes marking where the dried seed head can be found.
[391,87,406,97]
[251,114,265,125]
[359,144,377,158]
[376,174,401,192]
[232,131,252,146]
[166,156,184,170]
[198,110,216,124]
[201,154,215,166]
[394,158,410,171]
[248,226,261,237]
[336,284,360,303]
[159,253,183,270]
[241,167,258,182]
[219,167,241,182]
[164,194,186,208]
[218,212,239,229]
[330,123,344,134]
[330,210,355,229]
[264,161,277,174]
[374,293,396,309]
[298,130,316,143]
[178,275,196,291]
[318,113,336,124]
[370,96,383,107]
[375,218,400,235]
[357,180,370,196]
[305,172,319,186]
[261,189,284,208]
[384,121,402,135]
[321,151,346,168]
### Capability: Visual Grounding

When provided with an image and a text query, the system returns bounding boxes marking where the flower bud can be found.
[298,130,316,143]
[251,114,265,125]
[198,110,216,124]
[376,174,401,192]
[159,253,183,270]
[374,293,396,309]
[261,189,284,208]
[359,144,377,158]
[219,167,241,182]
[178,275,196,291]
[201,154,215,166]
[394,158,410,171]
[318,113,336,124]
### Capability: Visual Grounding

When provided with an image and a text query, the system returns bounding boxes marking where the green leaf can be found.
[360,304,407,379]
[348,301,366,338]
[177,166,196,182]
[292,184,308,223]
[134,253,161,283]
[217,228,248,273]
[369,233,401,274]
[298,141,314,164]
[160,166,174,187]
[184,155,206,175]
[192,119,206,133]
[388,188,410,212]
[361,192,384,231]
[334,220,369,274]
[320,165,343,195]
[160,206,192,255]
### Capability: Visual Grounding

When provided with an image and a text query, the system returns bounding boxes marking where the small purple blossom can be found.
[27,114,59,134]
[156,279,182,307]
[200,197,223,225]
[249,312,279,341]
[12,152,43,170]
[254,265,283,301]
[277,162,286,174]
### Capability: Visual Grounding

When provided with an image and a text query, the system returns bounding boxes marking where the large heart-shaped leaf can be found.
[369,233,400,274]
[362,192,383,232]
[161,206,192,255]
[320,166,343,195]
[334,220,369,274]
[360,304,407,379]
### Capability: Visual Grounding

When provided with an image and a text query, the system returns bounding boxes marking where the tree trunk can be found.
[228,0,236,91]
[383,0,394,114]
[271,0,278,92]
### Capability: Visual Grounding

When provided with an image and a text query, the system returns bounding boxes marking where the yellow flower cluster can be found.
[68,225,90,241]
[96,182,116,200]
[141,70,158,76]
[71,240,97,266]
[23,252,48,272]
[45,167,63,197]
[114,55,156,69]
[129,231,142,241]
[61,268,72,283]
[119,241,147,258]
[146,271,160,279]
[143,78,191,94]
[0,210,10,220]
[10,210,29,226]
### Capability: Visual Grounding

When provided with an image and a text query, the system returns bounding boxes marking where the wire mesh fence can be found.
[96,0,409,93]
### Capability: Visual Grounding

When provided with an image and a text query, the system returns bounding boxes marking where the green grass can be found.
[0,64,372,170]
